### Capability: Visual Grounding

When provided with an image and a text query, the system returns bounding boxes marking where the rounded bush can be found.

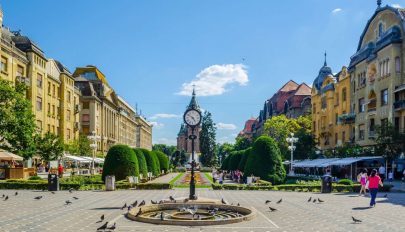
[133,148,148,178]
[221,154,231,170]
[337,178,353,185]
[244,136,286,184]
[154,151,169,173]
[229,150,244,171]
[140,149,160,176]
[238,148,251,171]
[102,145,139,181]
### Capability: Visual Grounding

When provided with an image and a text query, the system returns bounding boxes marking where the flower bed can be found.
[173,172,211,188]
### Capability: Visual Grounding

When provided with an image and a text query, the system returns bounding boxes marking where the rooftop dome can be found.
[312,53,333,92]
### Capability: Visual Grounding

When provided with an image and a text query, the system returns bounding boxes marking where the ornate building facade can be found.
[349,3,405,147]
[177,90,201,153]
[311,55,353,150]
[253,80,312,136]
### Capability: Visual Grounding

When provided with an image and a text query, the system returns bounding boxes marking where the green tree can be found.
[238,147,251,172]
[375,122,405,168]
[0,80,36,159]
[35,132,64,163]
[153,144,177,157]
[199,111,217,167]
[133,148,148,178]
[234,137,251,151]
[65,134,92,156]
[228,150,244,170]
[216,143,234,165]
[180,150,187,166]
[102,145,139,181]
[244,136,286,184]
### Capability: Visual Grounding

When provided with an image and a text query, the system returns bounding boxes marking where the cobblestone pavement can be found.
[0,189,404,232]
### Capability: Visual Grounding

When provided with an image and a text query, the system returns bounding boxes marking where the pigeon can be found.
[4,196,8,201]
[269,206,277,212]
[69,188,73,193]
[107,222,116,231]
[237,203,240,206]
[221,198,227,204]
[352,216,362,223]
[15,192,18,196]
[265,200,271,204]
[169,196,175,201]
[73,197,79,200]
[100,214,105,221]
[121,203,127,210]
[138,200,145,207]
[65,200,72,205]
[151,200,157,204]
[231,203,234,206]
[313,199,317,203]
[383,194,388,198]
[318,198,324,203]
[276,198,282,204]
[51,192,55,194]
[135,208,142,217]
[307,197,312,202]
[97,221,108,230]
[160,212,164,221]
[183,198,189,203]
[1,194,4,198]
[34,196,43,200]
[131,200,138,207]
[127,205,132,211]
[197,215,201,220]
[158,200,163,204]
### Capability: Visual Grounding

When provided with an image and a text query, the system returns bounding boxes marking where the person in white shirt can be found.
[388,170,393,184]
[378,165,386,182]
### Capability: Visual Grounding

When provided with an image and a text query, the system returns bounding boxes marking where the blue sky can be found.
[2,0,403,145]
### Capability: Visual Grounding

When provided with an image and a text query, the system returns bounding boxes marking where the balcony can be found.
[74,104,81,114]
[368,130,376,139]
[394,100,405,111]
[338,113,356,124]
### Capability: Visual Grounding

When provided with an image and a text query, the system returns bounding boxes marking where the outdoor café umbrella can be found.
[0,150,23,161]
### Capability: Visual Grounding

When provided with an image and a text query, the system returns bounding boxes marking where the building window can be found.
[67,128,71,140]
[381,118,388,128]
[342,131,346,143]
[47,124,50,132]
[321,96,327,109]
[67,91,71,103]
[342,88,347,102]
[36,120,42,132]
[359,98,365,113]
[82,114,90,122]
[395,57,401,73]
[52,85,56,97]
[57,87,60,98]
[47,103,51,115]
[48,82,51,95]
[359,124,365,140]
[369,118,375,137]
[1,56,8,72]
[67,110,71,121]
[381,89,388,106]
[52,105,55,116]
[83,102,90,109]
[57,107,60,118]
[16,65,24,77]
[335,133,338,145]
[335,113,338,125]
[335,93,339,105]
[36,97,42,111]
[37,73,43,88]
[378,23,383,38]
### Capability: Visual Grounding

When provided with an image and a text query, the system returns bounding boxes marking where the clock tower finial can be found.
[187,85,200,110]
[324,51,327,66]
[377,0,382,8]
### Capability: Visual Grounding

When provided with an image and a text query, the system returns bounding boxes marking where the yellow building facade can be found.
[312,58,354,150]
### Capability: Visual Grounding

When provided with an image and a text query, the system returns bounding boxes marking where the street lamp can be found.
[286,132,298,175]
[88,131,100,175]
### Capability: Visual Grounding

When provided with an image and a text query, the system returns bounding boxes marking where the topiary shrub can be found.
[133,148,148,178]
[28,175,43,181]
[337,178,353,185]
[244,136,286,184]
[102,145,139,182]
[221,154,231,170]
[140,149,160,177]
[238,147,251,171]
[154,151,169,173]
[229,150,244,171]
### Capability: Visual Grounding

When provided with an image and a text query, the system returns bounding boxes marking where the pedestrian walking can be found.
[58,164,64,178]
[378,165,386,182]
[388,170,393,184]
[368,169,383,208]
[218,171,224,185]
[357,169,368,196]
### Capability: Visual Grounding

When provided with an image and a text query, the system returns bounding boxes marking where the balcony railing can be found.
[394,100,405,110]
[369,130,376,139]
[338,113,356,124]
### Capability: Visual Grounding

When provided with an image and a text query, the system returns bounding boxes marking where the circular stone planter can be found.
[127,198,256,226]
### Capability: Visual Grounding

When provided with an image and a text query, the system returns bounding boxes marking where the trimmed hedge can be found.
[140,149,160,177]
[221,154,231,170]
[337,179,353,185]
[244,136,286,184]
[238,148,251,171]
[229,150,244,171]
[102,145,139,181]
[154,151,170,173]
[133,148,148,178]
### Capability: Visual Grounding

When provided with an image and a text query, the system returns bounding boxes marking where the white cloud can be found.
[217,123,237,130]
[153,138,176,145]
[331,8,342,14]
[177,64,248,96]
[231,133,238,137]
[392,4,402,8]
[149,113,180,120]
[150,121,164,129]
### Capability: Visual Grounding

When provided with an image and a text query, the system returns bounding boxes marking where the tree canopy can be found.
[199,111,217,167]
[35,132,64,163]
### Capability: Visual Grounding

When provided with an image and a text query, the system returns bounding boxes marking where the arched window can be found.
[342,88,347,102]
[395,56,401,73]
[378,23,383,37]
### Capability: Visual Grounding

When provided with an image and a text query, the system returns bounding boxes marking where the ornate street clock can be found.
[183,109,201,127]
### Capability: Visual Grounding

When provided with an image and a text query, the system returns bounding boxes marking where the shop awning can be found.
[64,155,91,163]
[0,150,23,161]
[293,156,383,168]
[327,156,383,166]
[79,156,104,164]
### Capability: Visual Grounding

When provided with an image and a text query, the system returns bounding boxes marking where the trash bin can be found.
[321,175,332,193]
[105,175,115,191]
[48,173,59,191]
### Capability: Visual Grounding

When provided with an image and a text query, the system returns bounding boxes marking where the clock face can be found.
[184,109,201,126]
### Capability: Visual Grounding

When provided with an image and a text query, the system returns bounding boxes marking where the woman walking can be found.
[368,169,383,207]
[357,169,368,196]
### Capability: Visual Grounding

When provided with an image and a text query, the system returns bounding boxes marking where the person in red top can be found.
[368,169,383,207]
[58,164,64,178]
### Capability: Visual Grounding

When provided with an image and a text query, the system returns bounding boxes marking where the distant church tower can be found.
[176,88,201,153]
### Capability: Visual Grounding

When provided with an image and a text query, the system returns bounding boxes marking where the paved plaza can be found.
[0,189,404,232]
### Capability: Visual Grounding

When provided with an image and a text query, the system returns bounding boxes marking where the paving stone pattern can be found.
[0,189,404,232]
